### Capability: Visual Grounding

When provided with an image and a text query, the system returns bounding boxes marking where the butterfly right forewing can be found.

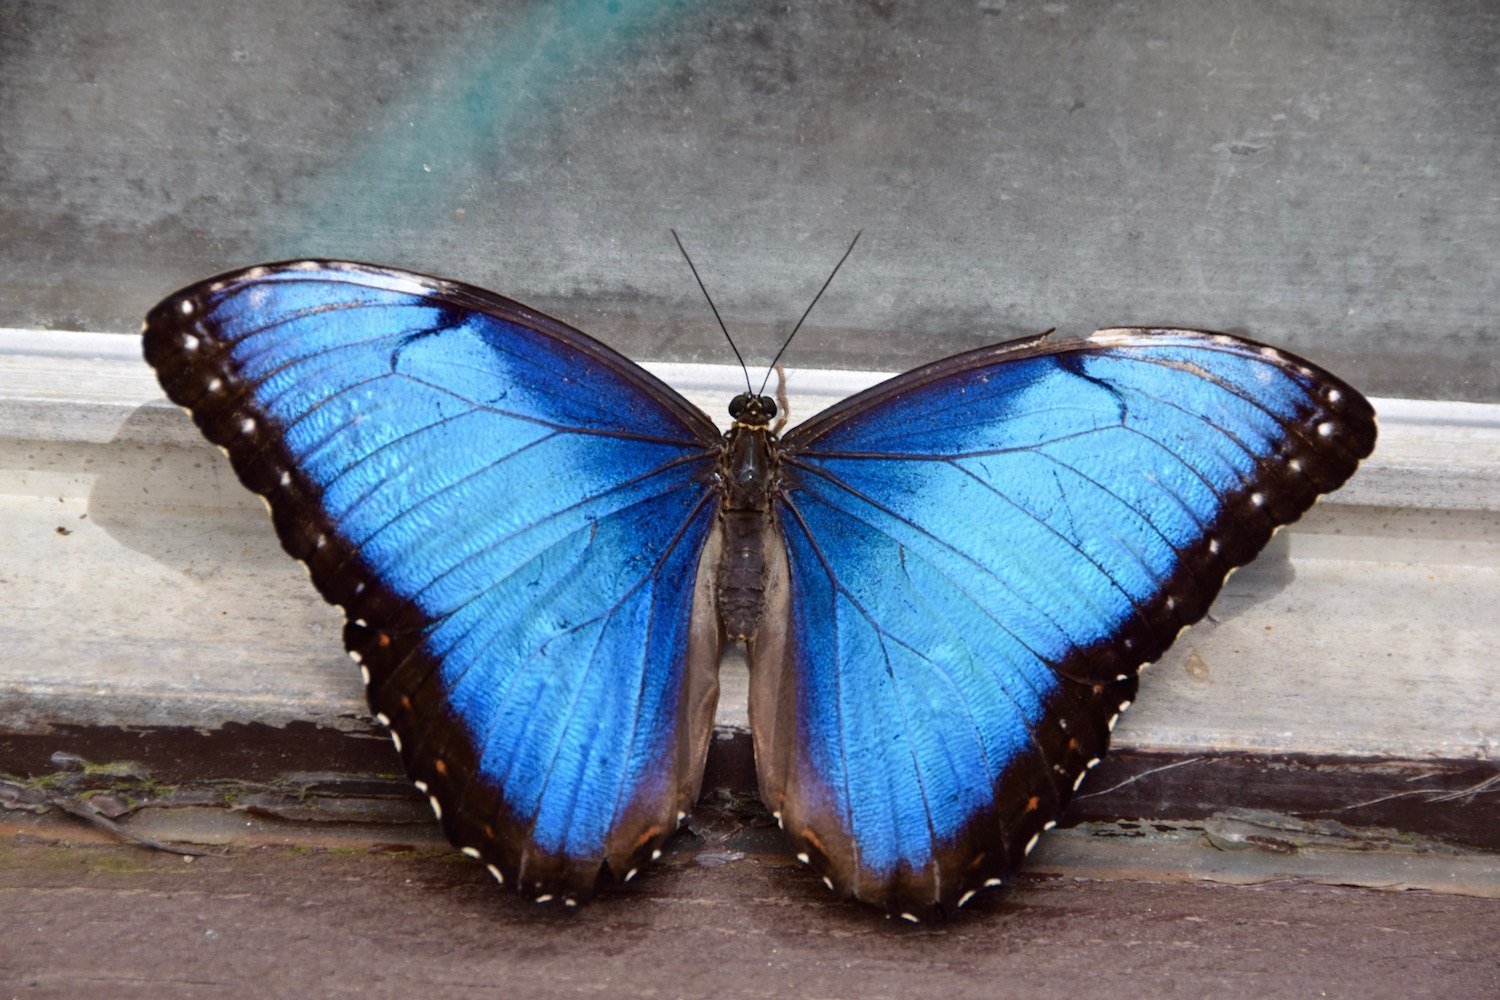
[750,328,1375,918]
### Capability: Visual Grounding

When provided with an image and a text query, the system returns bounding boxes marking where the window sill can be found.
[2,329,1496,851]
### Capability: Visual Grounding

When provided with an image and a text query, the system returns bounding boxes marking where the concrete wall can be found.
[2,0,1495,400]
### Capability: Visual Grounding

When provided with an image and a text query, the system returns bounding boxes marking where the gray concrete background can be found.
[1,0,1495,400]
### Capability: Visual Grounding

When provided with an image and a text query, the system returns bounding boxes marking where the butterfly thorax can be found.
[717,395,781,643]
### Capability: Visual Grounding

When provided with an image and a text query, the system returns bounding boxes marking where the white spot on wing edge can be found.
[984,877,1003,888]
[1025,832,1040,854]
[487,864,504,885]
[359,665,370,685]
[1072,771,1087,791]
[958,890,977,907]
[624,867,638,882]
[178,299,194,315]
[796,852,810,864]
[650,848,662,861]
[900,912,920,924]
[461,846,481,860]
[822,876,834,890]
[428,795,442,820]
[390,730,403,752]
[1043,820,1057,831]
[413,780,428,793]
[374,712,390,726]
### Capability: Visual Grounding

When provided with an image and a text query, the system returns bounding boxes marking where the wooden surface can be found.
[3,813,1497,1000]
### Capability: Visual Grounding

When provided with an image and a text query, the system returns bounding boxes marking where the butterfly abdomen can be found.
[716,424,779,642]
[718,508,771,641]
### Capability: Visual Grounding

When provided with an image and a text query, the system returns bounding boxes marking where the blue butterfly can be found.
[143,256,1376,919]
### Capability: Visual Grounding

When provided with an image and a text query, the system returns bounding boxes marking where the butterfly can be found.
[143,254,1376,920]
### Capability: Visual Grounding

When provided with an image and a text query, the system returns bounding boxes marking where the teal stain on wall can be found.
[270,0,699,259]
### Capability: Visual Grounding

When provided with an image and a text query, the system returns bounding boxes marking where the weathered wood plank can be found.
[1,829,1495,999]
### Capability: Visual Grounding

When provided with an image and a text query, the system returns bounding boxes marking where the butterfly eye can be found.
[729,394,776,425]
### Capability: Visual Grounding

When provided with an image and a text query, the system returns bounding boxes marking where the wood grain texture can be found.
[1,831,1495,999]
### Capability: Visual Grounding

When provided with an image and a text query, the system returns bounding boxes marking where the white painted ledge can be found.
[2,330,1497,765]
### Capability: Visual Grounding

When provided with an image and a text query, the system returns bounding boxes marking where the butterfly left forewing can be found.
[145,261,725,904]
[751,328,1375,918]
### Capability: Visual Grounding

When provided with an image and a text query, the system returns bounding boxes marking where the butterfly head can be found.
[728,393,778,428]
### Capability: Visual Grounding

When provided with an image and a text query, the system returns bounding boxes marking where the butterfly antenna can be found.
[672,229,754,396]
[758,230,862,395]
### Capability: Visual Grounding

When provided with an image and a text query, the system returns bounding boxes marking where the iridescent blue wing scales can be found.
[749,328,1376,918]
[144,262,724,904]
